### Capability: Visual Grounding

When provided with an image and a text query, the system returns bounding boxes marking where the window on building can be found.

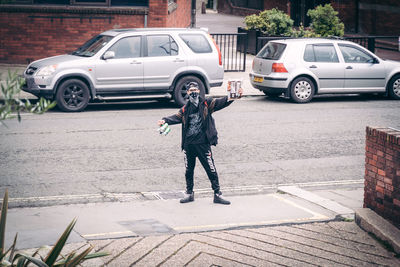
[304,44,339,63]
[7,0,149,6]
[147,35,178,57]
[34,0,70,4]
[179,34,212,53]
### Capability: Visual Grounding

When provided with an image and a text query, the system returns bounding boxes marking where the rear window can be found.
[257,42,286,60]
[179,34,212,53]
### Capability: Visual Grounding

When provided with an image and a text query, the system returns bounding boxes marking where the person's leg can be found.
[181,145,196,203]
[195,144,220,192]
[195,144,230,205]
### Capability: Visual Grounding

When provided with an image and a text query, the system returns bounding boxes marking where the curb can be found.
[355,208,400,255]
[277,186,355,220]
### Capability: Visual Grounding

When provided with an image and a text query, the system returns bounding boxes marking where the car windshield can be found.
[257,42,286,60]
[71,35,113,57]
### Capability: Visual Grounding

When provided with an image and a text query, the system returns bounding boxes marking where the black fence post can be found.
[368,37,375,53]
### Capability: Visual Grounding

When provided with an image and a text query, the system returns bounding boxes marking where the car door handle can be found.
[346,66,353,69]
[174,58,185,63]
[309,65,317,68]
[130,60,142,65]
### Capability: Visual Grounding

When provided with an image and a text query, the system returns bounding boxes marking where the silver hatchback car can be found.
[22,28,223,111]
[250,38,400,102]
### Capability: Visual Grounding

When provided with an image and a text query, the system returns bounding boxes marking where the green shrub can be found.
[0,70,56,125]
[291,24,320,38]
[307,4,344,37]
[245,8,294,36]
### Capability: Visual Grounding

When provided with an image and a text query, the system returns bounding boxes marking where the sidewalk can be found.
[6,185,400,266]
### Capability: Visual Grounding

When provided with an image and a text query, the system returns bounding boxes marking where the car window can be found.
[108,36,141,59]
[257,42,286,60]
[179,34,212,53]
[303,44,339,63]
[72,35,113,57]
[338,44,374,63]
[147,35,178,57]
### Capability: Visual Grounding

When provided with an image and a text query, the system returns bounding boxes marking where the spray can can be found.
[158,123,171,136]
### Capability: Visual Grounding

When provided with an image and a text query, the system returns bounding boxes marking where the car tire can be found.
[56,79,90,112]
[388,75,400,100]
[290,77,315,103]
[173,76,205,107]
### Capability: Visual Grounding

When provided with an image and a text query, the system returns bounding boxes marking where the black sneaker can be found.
[180,192,194,203]
[214,191,230,205]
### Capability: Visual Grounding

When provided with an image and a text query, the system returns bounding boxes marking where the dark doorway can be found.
[290,0,330,27]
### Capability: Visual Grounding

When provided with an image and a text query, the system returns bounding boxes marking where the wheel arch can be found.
[171,71,210,94]
[54,74,95,100]
[287,74,318,97]
[386,72,400,92]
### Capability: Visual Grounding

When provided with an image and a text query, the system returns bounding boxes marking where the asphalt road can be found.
[1,95,399,207]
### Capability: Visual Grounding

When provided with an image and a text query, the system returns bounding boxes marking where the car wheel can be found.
[173,76,205,107]
[56,79,90,112]
[290,77,315,103]
[388,75,400,100]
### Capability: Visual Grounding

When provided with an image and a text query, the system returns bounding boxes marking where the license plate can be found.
[253,76,263,83]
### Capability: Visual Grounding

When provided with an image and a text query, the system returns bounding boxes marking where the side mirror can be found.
[103,51,115,60]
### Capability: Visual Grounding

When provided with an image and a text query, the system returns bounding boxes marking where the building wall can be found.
[357,0,400,35]
[167,0,191,28]
[364,126,400,228]
[0,0,191,64]
[218,0,400,35]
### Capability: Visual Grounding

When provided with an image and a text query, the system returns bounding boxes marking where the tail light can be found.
[209,34,222,66]
[272,63,288,73]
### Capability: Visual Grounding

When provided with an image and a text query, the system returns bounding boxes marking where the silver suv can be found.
[22,28,224,111]
[250,38,400,102]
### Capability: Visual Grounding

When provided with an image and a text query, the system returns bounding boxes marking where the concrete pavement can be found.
[5,185,400,266]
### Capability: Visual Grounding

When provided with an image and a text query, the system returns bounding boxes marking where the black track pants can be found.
[183,143,220,194]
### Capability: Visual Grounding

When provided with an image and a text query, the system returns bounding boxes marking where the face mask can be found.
[189,91,199,106]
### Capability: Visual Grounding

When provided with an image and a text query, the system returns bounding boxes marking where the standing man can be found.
[158,82,242,205]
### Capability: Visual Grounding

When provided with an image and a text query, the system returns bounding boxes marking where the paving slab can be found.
[6,193,334,250]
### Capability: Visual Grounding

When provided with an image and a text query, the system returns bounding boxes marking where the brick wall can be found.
[167,0,191,28]
[364,126,400,228]
[331,0,357,33]
[0,0,190,64]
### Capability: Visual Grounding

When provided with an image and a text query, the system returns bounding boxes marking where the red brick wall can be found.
[364,126,400,228]
[0,1,191,64]
[331,0,357,33]
[357,0,400,35]
[0,6,148,64]
[166,0,191,28]
[148,0,168,27]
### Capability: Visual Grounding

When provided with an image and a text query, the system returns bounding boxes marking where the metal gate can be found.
[211,33,248,72]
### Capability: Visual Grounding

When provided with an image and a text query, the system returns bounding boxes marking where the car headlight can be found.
[36,65,58,76]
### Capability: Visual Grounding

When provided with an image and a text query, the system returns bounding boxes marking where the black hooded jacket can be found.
[162,96,233,150]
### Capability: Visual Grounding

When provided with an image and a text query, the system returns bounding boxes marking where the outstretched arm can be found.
[209,87,243,112]
[160,108,184,125]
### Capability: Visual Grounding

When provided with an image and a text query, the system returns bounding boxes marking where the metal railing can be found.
[211,33,248,72]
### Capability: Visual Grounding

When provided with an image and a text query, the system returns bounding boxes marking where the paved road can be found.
[1,96,399,207]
